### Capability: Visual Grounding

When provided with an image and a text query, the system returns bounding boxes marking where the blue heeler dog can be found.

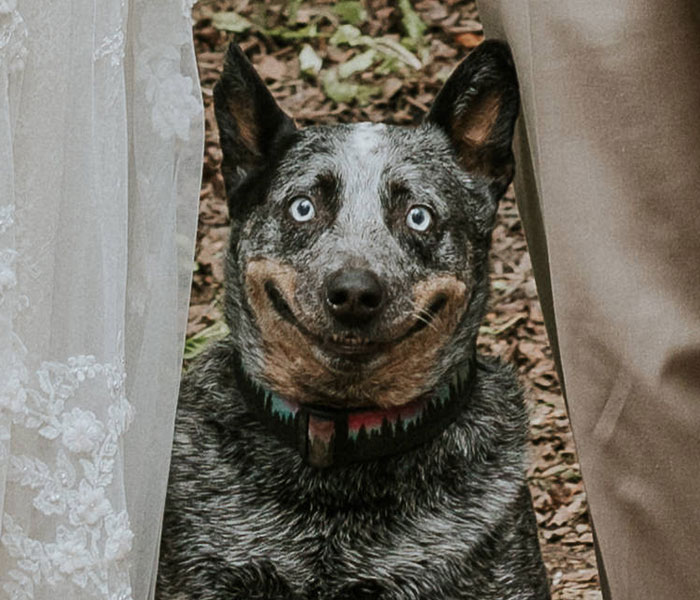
[157,40,551,599]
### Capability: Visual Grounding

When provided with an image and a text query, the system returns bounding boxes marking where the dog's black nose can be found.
[325,268,385,327]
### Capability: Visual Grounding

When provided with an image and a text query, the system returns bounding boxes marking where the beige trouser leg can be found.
[476,2,700,599]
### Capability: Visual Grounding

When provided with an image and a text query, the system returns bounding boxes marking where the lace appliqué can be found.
[0,204,15,235]
[94,31,125,67]
[0,354,135,600]
[136,44,201,141]
[0,0,200,596]
[133,1,201,142]
[0,247,17,296]
[93,0,126,67]
[0,2,28,74]
[181,0,196,24]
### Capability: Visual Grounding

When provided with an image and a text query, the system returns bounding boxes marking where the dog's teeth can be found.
[327,334,373,347]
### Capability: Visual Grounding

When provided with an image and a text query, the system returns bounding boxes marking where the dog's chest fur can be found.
[157,343,549,600]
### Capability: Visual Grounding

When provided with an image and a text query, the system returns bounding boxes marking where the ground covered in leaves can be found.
[188,1,601,597]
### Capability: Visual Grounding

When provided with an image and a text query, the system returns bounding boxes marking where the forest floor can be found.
[188,1,601,597]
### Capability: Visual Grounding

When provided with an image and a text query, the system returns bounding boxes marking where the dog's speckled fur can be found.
[157,40,551,599]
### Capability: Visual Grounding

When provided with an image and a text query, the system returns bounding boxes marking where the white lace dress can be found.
[0,1,203,598]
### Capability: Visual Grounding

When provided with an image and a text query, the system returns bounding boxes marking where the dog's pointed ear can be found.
[214,43,297,199]
[425,40,520,194]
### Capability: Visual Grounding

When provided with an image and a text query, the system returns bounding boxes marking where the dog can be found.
[157,39,551,600]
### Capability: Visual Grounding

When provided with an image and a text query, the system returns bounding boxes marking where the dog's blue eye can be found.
[289,197,316,222]
[406,206,433,232]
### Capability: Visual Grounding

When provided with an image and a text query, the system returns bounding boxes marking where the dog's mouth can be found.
[264,281,448,359]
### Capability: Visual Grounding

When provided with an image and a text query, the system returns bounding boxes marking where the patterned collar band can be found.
[233,354,477,469]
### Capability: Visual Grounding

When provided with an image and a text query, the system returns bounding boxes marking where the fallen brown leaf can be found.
[455,31,484,49]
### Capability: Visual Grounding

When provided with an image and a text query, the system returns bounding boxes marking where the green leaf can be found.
[374,56,402,75]
[286,0,303,25]
[372,37,422,69]
[329,24,364,46]
[332,1,368,26]
[299,44,323,76]
[435,65,453,82]
[263,23,320,41]
[212,12,252,33]
[321,68,380,105]
[183,321,230,361]
[398,0,427,45]
[338,49,376,79]
[330,23,422,70]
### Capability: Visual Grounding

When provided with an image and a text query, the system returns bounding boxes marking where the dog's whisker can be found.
[411,306,440,333]
[410,298,442,327]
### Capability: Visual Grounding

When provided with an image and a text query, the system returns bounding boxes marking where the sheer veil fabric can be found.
[0,1,203,598]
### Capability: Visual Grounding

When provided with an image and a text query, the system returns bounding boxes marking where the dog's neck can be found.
[232,353,477,468]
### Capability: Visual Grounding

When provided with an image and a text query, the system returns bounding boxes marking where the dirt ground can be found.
[187,1,602,597]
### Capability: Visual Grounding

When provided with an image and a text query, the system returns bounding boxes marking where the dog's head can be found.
[214,41,519,408]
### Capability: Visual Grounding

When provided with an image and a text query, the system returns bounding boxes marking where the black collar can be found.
[232,353,477,468]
